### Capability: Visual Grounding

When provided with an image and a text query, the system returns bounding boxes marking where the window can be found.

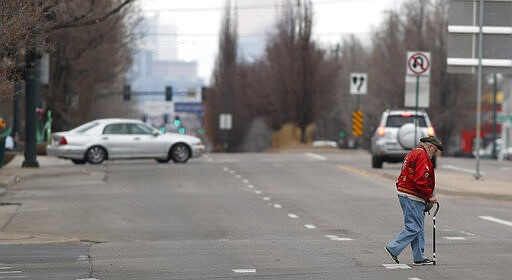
[386,115,427,127]
[103,124,129,135]
[73,122,99,133]
[128,123,155,135]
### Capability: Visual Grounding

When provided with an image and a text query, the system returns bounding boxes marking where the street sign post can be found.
[406,51,431,146]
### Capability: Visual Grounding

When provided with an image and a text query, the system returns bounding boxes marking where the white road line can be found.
[444,237,466,240]
[273,204,282,209]
[409,278,423,280]
[325,235,353,241]
[232,269,256,273]
[305,152,327,161]
[262,197,271,201]
[288,214,299,219]
[304,224,316,229]
[480,216,512,227]
[243,179,249,184]
[0,272,21,274]
[382,264,411,269]
[236,175,242,179]
[247,185,254,189]
[254,190,262,194]
[459,230,476,236]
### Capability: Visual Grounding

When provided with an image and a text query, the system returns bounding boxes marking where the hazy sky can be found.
[138,0,403,83]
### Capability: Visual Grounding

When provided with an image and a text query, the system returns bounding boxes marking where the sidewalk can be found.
[0,154,85,245]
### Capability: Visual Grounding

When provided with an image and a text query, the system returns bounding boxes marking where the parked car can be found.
[371,109,437,168]
[47,118,205,164]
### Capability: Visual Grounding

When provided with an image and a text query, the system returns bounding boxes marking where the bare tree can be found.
[263,0,340,143]
[206,1,239,151]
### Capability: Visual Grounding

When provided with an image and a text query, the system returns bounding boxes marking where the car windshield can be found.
[385,115,427,127]
[71,122,100,133]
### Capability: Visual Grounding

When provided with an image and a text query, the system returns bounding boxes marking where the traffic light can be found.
[165,86,173,101]
[201,86,207,102]
[178,127,185,134]
[123,84,131,101]
[173,115,181,127]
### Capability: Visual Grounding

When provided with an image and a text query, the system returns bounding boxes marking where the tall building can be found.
[236,0,281,60]
[141,14,178,61]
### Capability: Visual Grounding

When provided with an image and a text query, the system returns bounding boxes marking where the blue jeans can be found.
[386,195,426,262]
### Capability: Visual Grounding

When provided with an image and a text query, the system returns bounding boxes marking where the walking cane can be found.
[432,202,440,265]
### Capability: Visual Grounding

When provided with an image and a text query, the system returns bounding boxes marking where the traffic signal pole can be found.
[22,51,40,168]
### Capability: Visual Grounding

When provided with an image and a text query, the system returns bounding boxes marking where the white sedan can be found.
[47,118,205,164]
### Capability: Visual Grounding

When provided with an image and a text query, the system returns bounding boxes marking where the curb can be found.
[377,169,512,201]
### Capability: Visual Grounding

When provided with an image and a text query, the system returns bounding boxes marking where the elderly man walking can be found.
[384,136,443,265]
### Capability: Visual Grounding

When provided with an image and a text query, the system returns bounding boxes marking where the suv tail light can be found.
[377,126,385,136]
[59,137,68,145]
[428,126,435,136]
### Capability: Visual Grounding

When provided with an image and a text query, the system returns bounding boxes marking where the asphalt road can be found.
[1,151,511,279]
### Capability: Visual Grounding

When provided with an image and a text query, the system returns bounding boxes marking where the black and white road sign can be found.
[350,73,368,94]
[407,51,431,76]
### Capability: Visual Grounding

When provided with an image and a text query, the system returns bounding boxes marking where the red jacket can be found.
[396,146,435,202]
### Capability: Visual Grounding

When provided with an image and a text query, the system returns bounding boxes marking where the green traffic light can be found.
[178,127,185,134]
[159,127,166,133]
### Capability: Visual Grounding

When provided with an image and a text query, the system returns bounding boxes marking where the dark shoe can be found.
[384,247,399,264]
[413,258,434,265]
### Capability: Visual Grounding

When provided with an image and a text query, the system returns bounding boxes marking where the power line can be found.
[142,0,386,13]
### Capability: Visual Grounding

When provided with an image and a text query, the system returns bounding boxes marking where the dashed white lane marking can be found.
[288,214,299,219]
[409,278,423,280]
[0,271,22,274]
[480,216,512,227]
[325,235,353,241]
[305,152,327,161]
[305,224,316,229]
[236,174,242,179]
[77,279,100,280]
[229,170,235,174]
[248,185,254,189]
[232,269,256,273]
[254,190,262,194]
[382,264,411,269]
[273,204,282,209]
[263,197,271,201]
[243,179,249,184]
[444,237,466,240]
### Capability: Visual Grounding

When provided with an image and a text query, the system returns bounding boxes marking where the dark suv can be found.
[371,109,437,168]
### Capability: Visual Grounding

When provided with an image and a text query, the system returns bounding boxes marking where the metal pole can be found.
[474,0,484,179]
[22,51,40,168]
[492,73,498,159]
[415,75,420,145]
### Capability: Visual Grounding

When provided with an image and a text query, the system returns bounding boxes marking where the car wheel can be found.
[372,155,383,168]
[170,143,190,163]
[86,146,106,164]
[71,159,87,165]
